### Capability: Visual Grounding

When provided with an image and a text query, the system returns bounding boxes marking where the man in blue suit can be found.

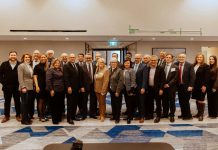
[133,54,148,123]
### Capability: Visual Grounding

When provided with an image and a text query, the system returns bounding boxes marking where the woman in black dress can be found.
[192,53,210,121]
[207,55,218,118]
[46,59,65,124]
[33,54,48,122]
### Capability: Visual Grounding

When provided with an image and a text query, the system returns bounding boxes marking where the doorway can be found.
[92,48,126,66]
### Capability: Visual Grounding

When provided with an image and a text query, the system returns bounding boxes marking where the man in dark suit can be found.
[133,54,148,123]
[0,51,21,123]
[63,53,84,124]
[158,50,166,67]
[93,52,101,67]
[162,53,179,122]
[175,53,195,120]
[146,55,165,123]
[76,53,85,114]
[80,53,97,119]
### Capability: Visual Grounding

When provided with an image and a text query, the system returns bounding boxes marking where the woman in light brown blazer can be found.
[94,58,109,122]
[18,54,34,125]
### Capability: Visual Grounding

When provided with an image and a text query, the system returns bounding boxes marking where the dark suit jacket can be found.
[133,62,148,91]
[109,67,123,93]
[147,66,165,94]
[163,63,179,88]
[81,62,96,91]
[63,62,84,92]
[194,63,210,89]
[158,59,166,67]
[175,61,196,88]
[0,61,20,91]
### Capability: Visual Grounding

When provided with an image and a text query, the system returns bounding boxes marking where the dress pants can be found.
[51,91,65,123]
[123,89,134,119]
[207,80,218,117]
[67,91,79,121]
[96,93,106,118]
[3,87,21,117]
[136,91,146,119]
[146,86,161,118]
[110,91,122,121]
[163,87,176,117]
[178,84,192,118]
[20,90,34,122]
[88,84,98,116]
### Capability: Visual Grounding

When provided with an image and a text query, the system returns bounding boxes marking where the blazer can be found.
[0,60,20,90]
[109,67,124,93]
[18,63,34,91]
[192,63,210,100]
[81,62,97,91]
[212,67,218,90]
[193,63,210,89]
[133,62,148,90]
[175,61,196,88]
[163,63,179,88]
[94,67,109,94]
[63,62,83,92]
[46,68,65,92]
[123,68,136,92]
[147,66,165,93]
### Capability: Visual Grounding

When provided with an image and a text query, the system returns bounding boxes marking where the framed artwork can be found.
[152,48,186,57]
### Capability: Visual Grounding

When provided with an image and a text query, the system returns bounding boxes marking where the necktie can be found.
[73,63,77,72]
[134,63,138,72]
[179,63,183,84]
[88,63,92,81]
[165,64,169,79]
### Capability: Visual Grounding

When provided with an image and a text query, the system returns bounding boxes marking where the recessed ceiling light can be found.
[23,37,27,40]
[190,37,194,41]
[65,37,69,40]
[152,37,156,40]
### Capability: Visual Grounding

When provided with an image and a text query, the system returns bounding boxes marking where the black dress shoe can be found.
[21,121,32,125]
[81,116,87,120]
[127,119,131,124]
[74,117,81,121]
[178,115,183,119]
[154,117,160,123]
[170,117,175,122]
[182,117,193,120]
[115,120,120,124]
[68,120,74,125]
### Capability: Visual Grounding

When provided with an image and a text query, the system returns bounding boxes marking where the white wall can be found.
[0,41,85,62]
[1,0,218,36]
[135,41,218,62]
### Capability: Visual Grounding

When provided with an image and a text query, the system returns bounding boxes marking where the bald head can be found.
[68,53,76,63]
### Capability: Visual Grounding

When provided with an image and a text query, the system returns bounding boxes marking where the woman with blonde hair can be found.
[94,58,109,122]
[192,53,210,121]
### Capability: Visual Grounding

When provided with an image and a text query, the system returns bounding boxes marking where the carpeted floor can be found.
[0,95,218,150]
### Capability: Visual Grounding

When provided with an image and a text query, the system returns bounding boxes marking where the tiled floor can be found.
[0,95,218,150]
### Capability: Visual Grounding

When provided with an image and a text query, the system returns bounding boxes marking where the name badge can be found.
[171,68,176,72]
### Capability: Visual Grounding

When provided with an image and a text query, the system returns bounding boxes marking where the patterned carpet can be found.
[1,95,218,150]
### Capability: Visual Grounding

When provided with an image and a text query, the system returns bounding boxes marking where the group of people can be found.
[0,49,218,125]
